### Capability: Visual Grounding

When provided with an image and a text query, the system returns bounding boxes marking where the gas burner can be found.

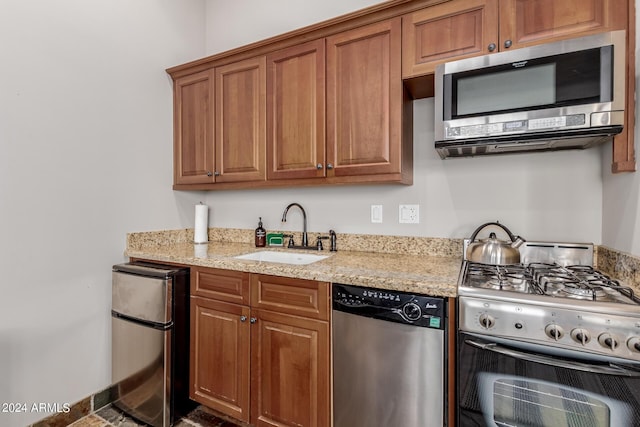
[484,275,527,291]
[531,265,638,304]
[465,263,531,293]
[546,282,609,301]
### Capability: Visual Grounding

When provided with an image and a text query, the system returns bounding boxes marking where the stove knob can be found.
[402,302,422,321]
[545,324,564,341]
[570,328,591,345]
[478,313,495,329]
[627,337,640,353]
[598,333,619,350]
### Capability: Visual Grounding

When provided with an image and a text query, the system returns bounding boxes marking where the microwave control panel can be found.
[446,114,586,138]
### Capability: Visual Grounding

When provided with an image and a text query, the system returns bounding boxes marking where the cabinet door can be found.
[190,297,251,423]
[499,0,627,50]
[267,40,326,180]
[174,70,215,185]
[326,18,404,178]
[402,0,499,77]
[215,57,266,183]
[251,309,330,427]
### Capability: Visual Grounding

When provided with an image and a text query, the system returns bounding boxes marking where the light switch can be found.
[371,205,383,223]
[399,204,419,224]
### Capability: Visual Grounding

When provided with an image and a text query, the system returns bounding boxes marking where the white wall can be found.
[601,0,640,257]
[0,1,206,426]
[203,0,604,244]
[205,0,380,54]
[0,1,634,426]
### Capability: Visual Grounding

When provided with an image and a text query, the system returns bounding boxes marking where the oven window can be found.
[491,377,610,426]
[458,333,640,427]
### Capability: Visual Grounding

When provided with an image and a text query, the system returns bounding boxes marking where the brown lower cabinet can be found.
[190,267,330,427]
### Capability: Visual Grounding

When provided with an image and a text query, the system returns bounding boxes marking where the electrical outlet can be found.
[399,204,419,224]
[371,205,383,223]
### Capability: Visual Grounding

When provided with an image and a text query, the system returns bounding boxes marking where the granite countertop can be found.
[124,228,640,298]
[125,240,462,297]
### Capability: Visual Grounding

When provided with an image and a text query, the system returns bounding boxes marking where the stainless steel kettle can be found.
[466,222,525,265]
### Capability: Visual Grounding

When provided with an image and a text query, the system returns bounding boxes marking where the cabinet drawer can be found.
[191,267,250,304]
[250,275,330,320]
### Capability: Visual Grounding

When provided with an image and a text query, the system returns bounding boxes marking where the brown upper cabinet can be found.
[214,57,267,183]
[173,69,215,185]
[402,0,499,77]
[267,40,327,180]
[172,57,267,185]
[266,18,412,184]
[327,17,411,182]
[500,0,627,50]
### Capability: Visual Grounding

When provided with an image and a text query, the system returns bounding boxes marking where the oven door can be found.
[458,332,640,427]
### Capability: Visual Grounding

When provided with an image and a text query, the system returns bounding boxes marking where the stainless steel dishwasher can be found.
[111,262,192,427]
[332,283,448,427]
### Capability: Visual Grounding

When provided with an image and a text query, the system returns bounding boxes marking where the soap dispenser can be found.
[255,217,266,247]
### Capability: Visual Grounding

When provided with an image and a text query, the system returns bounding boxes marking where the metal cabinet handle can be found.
[250,317,257,324]
[206,171,213,177]
[326,163,334,170]
[316,163,323,169]
[504,39,512,49]
[214,171,220,176]
[488,43,496,52]
[240,315,247,322]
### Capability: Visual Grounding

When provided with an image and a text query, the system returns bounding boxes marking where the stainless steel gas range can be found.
[456,241,640,427]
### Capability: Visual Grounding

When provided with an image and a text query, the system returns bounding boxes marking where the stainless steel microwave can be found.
[434,31,626,158]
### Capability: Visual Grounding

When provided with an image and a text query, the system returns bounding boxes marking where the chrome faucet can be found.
[281,202,309,247]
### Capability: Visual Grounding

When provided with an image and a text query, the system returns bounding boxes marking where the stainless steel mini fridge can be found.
[111,262,191,427]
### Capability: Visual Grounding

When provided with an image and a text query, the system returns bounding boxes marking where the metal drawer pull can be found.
[240,315,247,322]
[466,339,640,377]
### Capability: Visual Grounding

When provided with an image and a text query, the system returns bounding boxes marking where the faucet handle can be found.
[316,235,330,251]
[283,234,295,248]
[329,230,337,252]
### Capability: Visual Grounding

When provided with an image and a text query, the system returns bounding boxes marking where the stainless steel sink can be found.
[233,250,329,265]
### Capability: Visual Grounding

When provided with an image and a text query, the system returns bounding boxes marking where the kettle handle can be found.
[469,221,518,243]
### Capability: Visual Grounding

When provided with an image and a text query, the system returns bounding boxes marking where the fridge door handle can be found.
[111,310,173,331]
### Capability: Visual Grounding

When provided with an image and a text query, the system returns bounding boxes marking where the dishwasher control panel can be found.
[332,283,446,329]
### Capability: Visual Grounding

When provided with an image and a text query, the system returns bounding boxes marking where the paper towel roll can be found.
[194,244,208,258]
[194,204,209,243]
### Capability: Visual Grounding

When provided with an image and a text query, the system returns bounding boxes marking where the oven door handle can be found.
[466,339,640,377]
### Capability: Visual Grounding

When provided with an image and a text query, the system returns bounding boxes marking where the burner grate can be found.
[466,264,535,293]
[532,265,637,303]
[462,262,639,304]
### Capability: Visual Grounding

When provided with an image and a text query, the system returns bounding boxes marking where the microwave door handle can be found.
[465,339,640,377]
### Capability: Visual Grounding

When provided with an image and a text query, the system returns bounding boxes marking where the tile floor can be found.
[68,405,241,427]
